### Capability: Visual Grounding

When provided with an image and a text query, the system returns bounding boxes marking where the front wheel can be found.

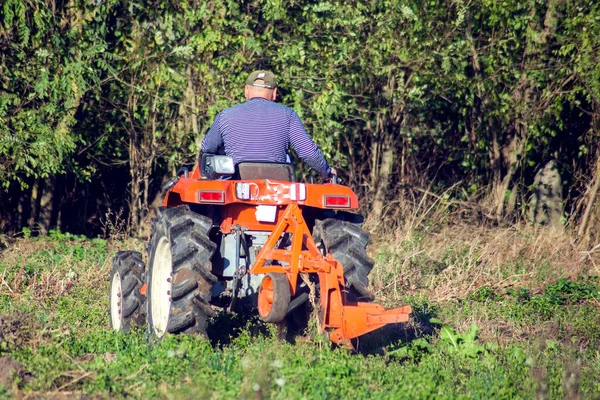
[146,206,217,340]
[110,251,146,332]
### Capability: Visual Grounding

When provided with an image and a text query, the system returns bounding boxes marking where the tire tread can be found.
[110,251,147,332]
[313,216,375,301]
[148,206,216,338]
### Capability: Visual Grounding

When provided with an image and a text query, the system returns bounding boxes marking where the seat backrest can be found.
[235,162,295,182]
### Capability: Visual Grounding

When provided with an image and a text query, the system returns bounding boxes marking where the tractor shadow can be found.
[207,311,304,348]
[207,312,271,347]
[207,301,440,355]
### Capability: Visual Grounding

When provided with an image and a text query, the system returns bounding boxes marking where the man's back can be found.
[214,98,293,164]
[202,80,331,179]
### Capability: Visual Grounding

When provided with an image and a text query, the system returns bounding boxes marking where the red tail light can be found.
[324,195,350,208]
[198,190,225,203]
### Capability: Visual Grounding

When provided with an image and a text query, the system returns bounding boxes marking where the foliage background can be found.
[1,0,600,238]
[1,2,600,397]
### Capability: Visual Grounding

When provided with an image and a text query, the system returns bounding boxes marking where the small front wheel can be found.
[258,273,291,323]
[110,251,146,332]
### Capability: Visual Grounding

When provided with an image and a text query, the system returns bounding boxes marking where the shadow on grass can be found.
[206,312,271,347]
[206,300,439,355]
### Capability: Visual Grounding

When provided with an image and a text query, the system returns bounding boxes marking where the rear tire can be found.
[110,251,146,332]
[313,215,375,301]
[147,205,217,340]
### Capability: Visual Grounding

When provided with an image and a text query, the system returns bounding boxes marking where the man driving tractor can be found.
[110,71,412,347]
[201,70,335,179]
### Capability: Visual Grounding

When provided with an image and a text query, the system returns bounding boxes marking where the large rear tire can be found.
[313,215,375,301]
[147,205,217,340]
[110,251,146,332]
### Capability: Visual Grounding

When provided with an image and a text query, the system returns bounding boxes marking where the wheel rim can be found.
[258,276,274,318]
[110,272,123,331]
[151,237,173,338]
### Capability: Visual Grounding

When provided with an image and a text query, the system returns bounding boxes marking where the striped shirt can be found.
[201,98,331,179]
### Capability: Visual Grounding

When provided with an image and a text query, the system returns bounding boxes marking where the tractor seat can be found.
[235,161,295,182]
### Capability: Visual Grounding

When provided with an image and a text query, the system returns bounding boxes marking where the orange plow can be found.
[251,203,412,346]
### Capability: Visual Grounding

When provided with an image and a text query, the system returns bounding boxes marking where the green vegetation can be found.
[1,231,599,398]
[2,0,600,240]
[1,0,600,397]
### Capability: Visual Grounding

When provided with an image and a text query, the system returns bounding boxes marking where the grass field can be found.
[0,226,599,399]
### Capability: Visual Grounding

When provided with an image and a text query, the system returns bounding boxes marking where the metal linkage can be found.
[250,203,412,346]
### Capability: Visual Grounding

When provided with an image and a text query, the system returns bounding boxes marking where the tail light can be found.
[235,182,258,200]
[289,183,306,201]
[198,190,225,203]
[236,183,251,200]
[324,195,350,208]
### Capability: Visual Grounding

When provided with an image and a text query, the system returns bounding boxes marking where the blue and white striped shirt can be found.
[201,98,331,179]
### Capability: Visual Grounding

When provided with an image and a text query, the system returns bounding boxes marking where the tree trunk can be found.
[33,176,57,234]
[578,151,600,239]
[368,132,394,225]
[491,1,559,219]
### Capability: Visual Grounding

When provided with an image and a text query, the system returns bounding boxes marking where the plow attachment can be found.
[329,303,412,344]
[250,203,412,347]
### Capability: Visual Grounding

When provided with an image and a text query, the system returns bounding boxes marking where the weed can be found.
[0,231,599,398]
[470,286,500,302]
[541,277,599,305]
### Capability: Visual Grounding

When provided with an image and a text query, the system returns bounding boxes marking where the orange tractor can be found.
[110,155,411,347]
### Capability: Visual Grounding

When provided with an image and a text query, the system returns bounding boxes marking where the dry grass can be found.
[0,235,144,307]
[364,184,600,309]
[365,199,600,348]
[370,222,599,303]
[364,187,600,304]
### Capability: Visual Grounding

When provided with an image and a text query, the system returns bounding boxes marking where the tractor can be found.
[109,154,411,347]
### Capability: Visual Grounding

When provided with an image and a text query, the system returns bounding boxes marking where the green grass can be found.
[1,233,599,398]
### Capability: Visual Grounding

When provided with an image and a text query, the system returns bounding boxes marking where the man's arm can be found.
[288,111,331,179]
[201,113,223,154]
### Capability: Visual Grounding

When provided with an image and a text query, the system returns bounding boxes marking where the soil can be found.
[0,356,25,386]
[0,313,37,351]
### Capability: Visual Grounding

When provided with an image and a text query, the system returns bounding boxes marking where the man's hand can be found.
[326,167,339,184]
